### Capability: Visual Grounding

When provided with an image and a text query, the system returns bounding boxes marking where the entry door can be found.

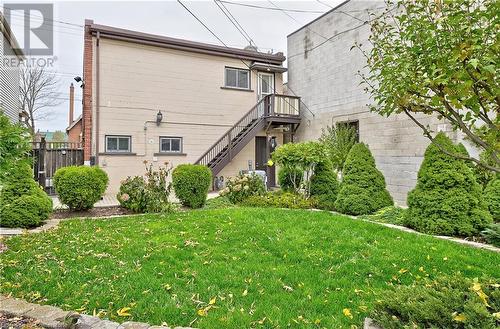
[257,72,274,100]
[255,136,276,187]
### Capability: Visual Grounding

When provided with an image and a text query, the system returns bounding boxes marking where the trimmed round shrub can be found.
[484,178,500,222]
[53,166,109,211]
[278,167,303,192]
[172,164,212,209]
[0,194,52,228]
[405,133,492,237]
[310,161,339,210]
[335,143,393,215]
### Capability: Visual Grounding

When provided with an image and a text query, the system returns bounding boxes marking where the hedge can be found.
[53,166,109,211]
[172,164,212,208]
[405,133,492,236]
[335,143,393,215]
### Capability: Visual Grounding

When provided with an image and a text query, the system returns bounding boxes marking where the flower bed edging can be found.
[0,295,196,329]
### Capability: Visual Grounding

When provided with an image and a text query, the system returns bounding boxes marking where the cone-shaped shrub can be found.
[335,143,393,215]
[310,160,339,210]
[405,133,492,236]
[484,178,499,222]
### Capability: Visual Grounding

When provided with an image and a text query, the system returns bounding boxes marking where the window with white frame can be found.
[225,67,250,89]
[160,137,183,153]
[105,135,131,152]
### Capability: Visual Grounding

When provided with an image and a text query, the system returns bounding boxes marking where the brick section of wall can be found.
[82,19,94,162]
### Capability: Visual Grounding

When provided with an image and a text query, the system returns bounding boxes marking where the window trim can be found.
[159,136,183,154]
[105,135,132,153]
[224,66,251,90]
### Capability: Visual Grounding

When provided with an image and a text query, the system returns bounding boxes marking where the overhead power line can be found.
[218,1,326,14]
[176,0,311,118]
[213,0,254,46]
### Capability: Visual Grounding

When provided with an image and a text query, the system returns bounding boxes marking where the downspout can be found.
[95,31,100,165]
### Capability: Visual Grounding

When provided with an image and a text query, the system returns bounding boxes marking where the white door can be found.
[257,72,274,100]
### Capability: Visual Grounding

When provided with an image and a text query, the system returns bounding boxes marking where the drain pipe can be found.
[95,31,101,165]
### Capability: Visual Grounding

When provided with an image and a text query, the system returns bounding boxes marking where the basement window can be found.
[105,135,131,152]
[225,67,250,89]
[160,137,183,153]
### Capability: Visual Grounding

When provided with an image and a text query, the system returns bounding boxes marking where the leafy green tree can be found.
[405,133,492,236]
[359,0,499,173]
[335,143,393,215]
[319,123,357,177]
[272,141,327,197]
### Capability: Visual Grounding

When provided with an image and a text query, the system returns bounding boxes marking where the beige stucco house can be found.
[82,20,301,194]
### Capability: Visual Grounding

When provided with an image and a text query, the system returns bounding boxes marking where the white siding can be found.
[0,30,21,123]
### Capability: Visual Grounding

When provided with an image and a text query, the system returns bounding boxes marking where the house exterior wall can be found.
[67,120,82,143]
[287,0,449,206]
[0,25,22,123]
[88,36,284,194]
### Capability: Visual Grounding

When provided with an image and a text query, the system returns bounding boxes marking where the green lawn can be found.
[1,208,499,328]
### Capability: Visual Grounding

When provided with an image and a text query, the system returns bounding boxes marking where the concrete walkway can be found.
[52,194,119,209]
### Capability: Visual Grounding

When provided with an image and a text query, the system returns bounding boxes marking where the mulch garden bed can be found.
[0,313,43,329]
[51,206,133,220]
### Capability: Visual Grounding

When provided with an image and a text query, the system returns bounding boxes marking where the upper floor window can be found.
[160,136,183,153]
[225,67,250,89]
[106,135,131,152]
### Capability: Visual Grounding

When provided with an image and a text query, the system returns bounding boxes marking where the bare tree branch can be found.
[19,65,63,134]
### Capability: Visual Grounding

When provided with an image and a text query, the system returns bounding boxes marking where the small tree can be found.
[405,133,492,236]
[0,113,32,183]
[319,123,357,177]
[335,143,393,215]
[359,0,499,173]
[272,141,326,197]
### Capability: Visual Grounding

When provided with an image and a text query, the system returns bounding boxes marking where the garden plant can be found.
[54,166,109,211]
[335,143,393,215]
[405,133,492,237]
[172,164,211,209]
[118,162,174,213]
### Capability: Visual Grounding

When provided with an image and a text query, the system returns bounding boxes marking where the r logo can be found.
[3,3,53,55]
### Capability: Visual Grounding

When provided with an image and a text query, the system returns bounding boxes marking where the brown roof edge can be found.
[85,21,286,65]
[287,0,351,38]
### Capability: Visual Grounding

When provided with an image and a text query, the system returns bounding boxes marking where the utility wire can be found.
[213,0,254,46]
[316,0,365,23]
[177,0,311,118]
[217,0,255,46]
[267,0,330,42]
[218,1,326,14]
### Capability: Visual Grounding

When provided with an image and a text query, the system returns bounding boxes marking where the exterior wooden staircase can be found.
[195,94,301,175]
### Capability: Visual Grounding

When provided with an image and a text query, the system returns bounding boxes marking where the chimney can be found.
[69,83,74,125]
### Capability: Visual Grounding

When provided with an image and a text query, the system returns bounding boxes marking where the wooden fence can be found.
[32,138,84,195]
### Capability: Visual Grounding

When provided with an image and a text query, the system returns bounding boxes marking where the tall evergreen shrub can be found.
[405,133,492,236]
[484,178,499,222]
[334,143,393,215]
[310,161,339,210]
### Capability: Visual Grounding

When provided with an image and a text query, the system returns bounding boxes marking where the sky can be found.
[2,0,343,132]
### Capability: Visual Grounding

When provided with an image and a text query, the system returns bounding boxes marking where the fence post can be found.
[38,137,46,190]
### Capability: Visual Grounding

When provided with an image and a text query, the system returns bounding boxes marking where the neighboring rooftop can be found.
[85,20,286,65]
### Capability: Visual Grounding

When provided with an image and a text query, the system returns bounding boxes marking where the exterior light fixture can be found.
[270,136,277,149]
[156,110,163,126]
